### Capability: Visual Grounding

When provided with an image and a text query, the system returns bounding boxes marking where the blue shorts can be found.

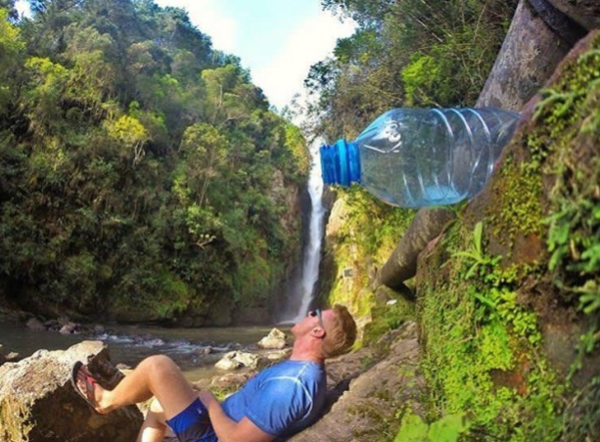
[166,398,217,442]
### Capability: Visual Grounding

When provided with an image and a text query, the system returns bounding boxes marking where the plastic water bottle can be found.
[320,107,520,208]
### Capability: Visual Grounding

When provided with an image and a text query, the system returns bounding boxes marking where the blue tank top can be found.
[222,360,327,439]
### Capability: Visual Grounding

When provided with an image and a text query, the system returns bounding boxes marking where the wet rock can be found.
[25,317,45,331]
[59,323,78,334]
[0,340,143,442]
[257,328,287,350]
[196,346,213,356]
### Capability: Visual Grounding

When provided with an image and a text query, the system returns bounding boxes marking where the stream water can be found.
[0,319,283,381]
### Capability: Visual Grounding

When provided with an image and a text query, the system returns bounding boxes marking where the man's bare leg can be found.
[75,355,197,419]
[137,398,170,442]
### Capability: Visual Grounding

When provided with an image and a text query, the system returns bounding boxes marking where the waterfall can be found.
[278,139,325,324]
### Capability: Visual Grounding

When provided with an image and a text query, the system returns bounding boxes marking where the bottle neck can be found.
[320,139,361,186]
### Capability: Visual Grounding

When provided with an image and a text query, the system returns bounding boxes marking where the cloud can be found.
[154,0,238,52]
[253,11,355,110]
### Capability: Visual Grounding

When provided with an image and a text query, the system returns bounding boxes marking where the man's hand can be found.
[197,390,274,442]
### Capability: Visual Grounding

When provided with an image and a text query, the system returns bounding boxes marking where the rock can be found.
[544,0,600,31]
[287,322,424,441]
[196,346,212,356]
[476,0,576,111]
[0,340,143,442]
[93,325,105,334]
[215,356,240,371]
[59,323,77,334]
[208,372,254,392]
[528,0,587,46]
[25,317,45,331]
[215,351,259,371]
[257,328,287,350]
[375,207,456,293]
[262,349,291,361]
[325,197,351,240]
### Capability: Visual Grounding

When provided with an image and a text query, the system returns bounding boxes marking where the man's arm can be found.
[198,391,275,442]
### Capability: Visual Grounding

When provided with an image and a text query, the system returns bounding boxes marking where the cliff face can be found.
[319,21,600,442]
[413,31,600,440]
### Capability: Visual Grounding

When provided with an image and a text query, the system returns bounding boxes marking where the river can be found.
[0,319,286,381]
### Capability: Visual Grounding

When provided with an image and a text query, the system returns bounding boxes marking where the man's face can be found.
[291,308,331,337]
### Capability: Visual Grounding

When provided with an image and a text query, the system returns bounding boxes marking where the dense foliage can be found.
[314,1,599,441]
[307,0,518,140]
[0,0,309,324]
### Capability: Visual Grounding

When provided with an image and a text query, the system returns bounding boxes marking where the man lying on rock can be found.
[72,305,357,442]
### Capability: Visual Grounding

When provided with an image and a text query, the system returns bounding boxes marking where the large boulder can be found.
[0,341,143,442]
[466,30,600,386]
[287,322,423,442]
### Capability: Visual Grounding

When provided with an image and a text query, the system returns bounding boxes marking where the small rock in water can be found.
[59,323,77,334]
[26,317,46,331]
[93,325,106,334]
[215,351,259,371]
[196,346,212,356]
[257,328,287,350]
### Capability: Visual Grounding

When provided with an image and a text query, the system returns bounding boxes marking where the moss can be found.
[0,394,33,442]
[417,219,563,441]
[363,299,416,347]
[488,153,544,243]
[531,37,600,442]
[324,187,416,330]
[347,399,403,442]
[413,35,600,442]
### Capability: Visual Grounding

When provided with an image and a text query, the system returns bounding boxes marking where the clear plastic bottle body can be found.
[321,107,520,208]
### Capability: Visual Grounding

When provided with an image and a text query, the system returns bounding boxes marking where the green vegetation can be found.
[310,0,517,140]
[395,413,466,442]
[321,186,416,323]
[1,0,598,439]
[420,221,562,441]
[313,1,599,441]
[0,1,309,323]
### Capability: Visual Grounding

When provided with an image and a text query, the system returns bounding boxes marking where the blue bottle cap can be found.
[320,139,361,187]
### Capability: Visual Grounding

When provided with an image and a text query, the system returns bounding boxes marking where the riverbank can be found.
[0,307,284,381]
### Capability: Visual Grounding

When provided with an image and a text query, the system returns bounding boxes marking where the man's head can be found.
[321,304,357,358]
[293,304,357,359]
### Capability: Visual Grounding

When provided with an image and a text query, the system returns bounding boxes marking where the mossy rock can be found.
[414,30,600,441]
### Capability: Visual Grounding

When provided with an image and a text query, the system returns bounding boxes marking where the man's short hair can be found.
[322,304,357,358]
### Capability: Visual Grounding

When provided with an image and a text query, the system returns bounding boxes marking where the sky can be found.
[152,0,356,110]
[15,0,356,111]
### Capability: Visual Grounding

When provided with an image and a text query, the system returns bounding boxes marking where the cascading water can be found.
[278,139,326,324]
